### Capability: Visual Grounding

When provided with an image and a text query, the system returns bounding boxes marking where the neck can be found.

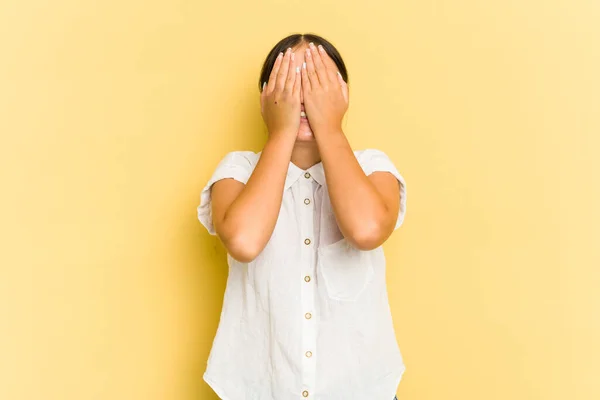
[290,141,321,170]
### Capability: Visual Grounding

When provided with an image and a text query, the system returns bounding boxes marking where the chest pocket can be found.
[317,238,374,302]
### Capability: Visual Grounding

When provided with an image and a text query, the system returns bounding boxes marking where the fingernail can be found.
[309,42,315,48]
[303,62,306,69]
[318,45,325,53]
[306,48,311,57]
[278,52,283,58]
[263,82,266,90]
[291,52,295,61]
[337,71,342,78]
[296,66,300,73]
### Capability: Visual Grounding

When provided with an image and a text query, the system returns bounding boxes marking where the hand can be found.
[260,48,301,140]
[301,42,349,135]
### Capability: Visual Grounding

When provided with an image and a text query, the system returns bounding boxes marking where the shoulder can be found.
[218,150,260,169]
[353,148,395,170]
[353,148,391,159]
[205,150,260,186]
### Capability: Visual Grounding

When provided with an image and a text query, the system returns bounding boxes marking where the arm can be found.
[301,42,400,250]
[210,47,301,262]
[316,132,401,251]
[211,135,295,262]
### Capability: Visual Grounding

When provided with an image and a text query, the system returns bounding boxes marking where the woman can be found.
[198,33,406,400]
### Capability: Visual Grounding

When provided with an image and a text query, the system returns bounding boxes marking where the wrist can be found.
[266,131,297,149]
[268,128,297,137]
[313,124,344,138]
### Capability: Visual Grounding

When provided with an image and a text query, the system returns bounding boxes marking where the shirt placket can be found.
[300,171,317,398]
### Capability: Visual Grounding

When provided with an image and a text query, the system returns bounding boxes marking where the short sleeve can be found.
[357,149,407,230]
[197,151,257,235]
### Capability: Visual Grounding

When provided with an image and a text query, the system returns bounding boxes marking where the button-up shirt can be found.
[197,149,407,400]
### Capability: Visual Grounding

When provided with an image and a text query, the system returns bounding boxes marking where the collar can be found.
[257,151,326,189]
[285,160,326,189]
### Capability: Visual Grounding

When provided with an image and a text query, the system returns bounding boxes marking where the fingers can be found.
[292,62,301,98]
[308,42,329,86]
[317,44,339,83]
[266,52,284,94]
[275,48,292,92]
[304,47,320,89]
[300,60,310,94]
[285,51,297,95]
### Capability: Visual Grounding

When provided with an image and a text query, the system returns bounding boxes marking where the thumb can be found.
[337,72,348,104]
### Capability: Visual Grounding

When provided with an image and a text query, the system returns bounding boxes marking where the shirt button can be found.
[304,238,311,245]
[304,172,311,179]
[305,350,313,358]
[305,312,312,319]
[304,198,311,205]
[304,275,311,282]
[302,390,309,397]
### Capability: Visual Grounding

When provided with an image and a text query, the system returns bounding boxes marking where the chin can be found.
[296,122,316,142]
[296,130,315,142]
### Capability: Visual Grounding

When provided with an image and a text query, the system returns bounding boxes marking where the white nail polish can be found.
[303,62,306,69]
[296,66,300,73]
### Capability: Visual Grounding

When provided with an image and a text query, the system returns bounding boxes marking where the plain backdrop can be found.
[1,0,599,399]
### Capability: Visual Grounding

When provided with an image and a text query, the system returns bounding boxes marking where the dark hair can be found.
[258,33,348,92]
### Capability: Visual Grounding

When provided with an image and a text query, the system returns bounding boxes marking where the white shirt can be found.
[197,148,407,400]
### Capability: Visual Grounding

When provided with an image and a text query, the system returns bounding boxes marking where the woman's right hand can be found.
[260,48,301,140]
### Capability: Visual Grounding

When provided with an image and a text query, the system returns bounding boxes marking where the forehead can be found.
[291,42,309,63]
[292,42,309,52]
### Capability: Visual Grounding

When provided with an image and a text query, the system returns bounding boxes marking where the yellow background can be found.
[1,0,599,399]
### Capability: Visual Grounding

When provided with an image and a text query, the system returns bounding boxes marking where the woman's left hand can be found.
[301,42,349,135]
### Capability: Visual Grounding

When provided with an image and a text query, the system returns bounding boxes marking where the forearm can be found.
[316,130,388,247]
[222,134,295,256]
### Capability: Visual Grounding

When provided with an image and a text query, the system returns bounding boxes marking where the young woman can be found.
[198,33,406,400]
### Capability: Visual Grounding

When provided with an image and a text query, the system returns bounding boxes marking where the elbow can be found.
[215,218,263,263]
[221,231,263,263]
[347,222,386,251]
